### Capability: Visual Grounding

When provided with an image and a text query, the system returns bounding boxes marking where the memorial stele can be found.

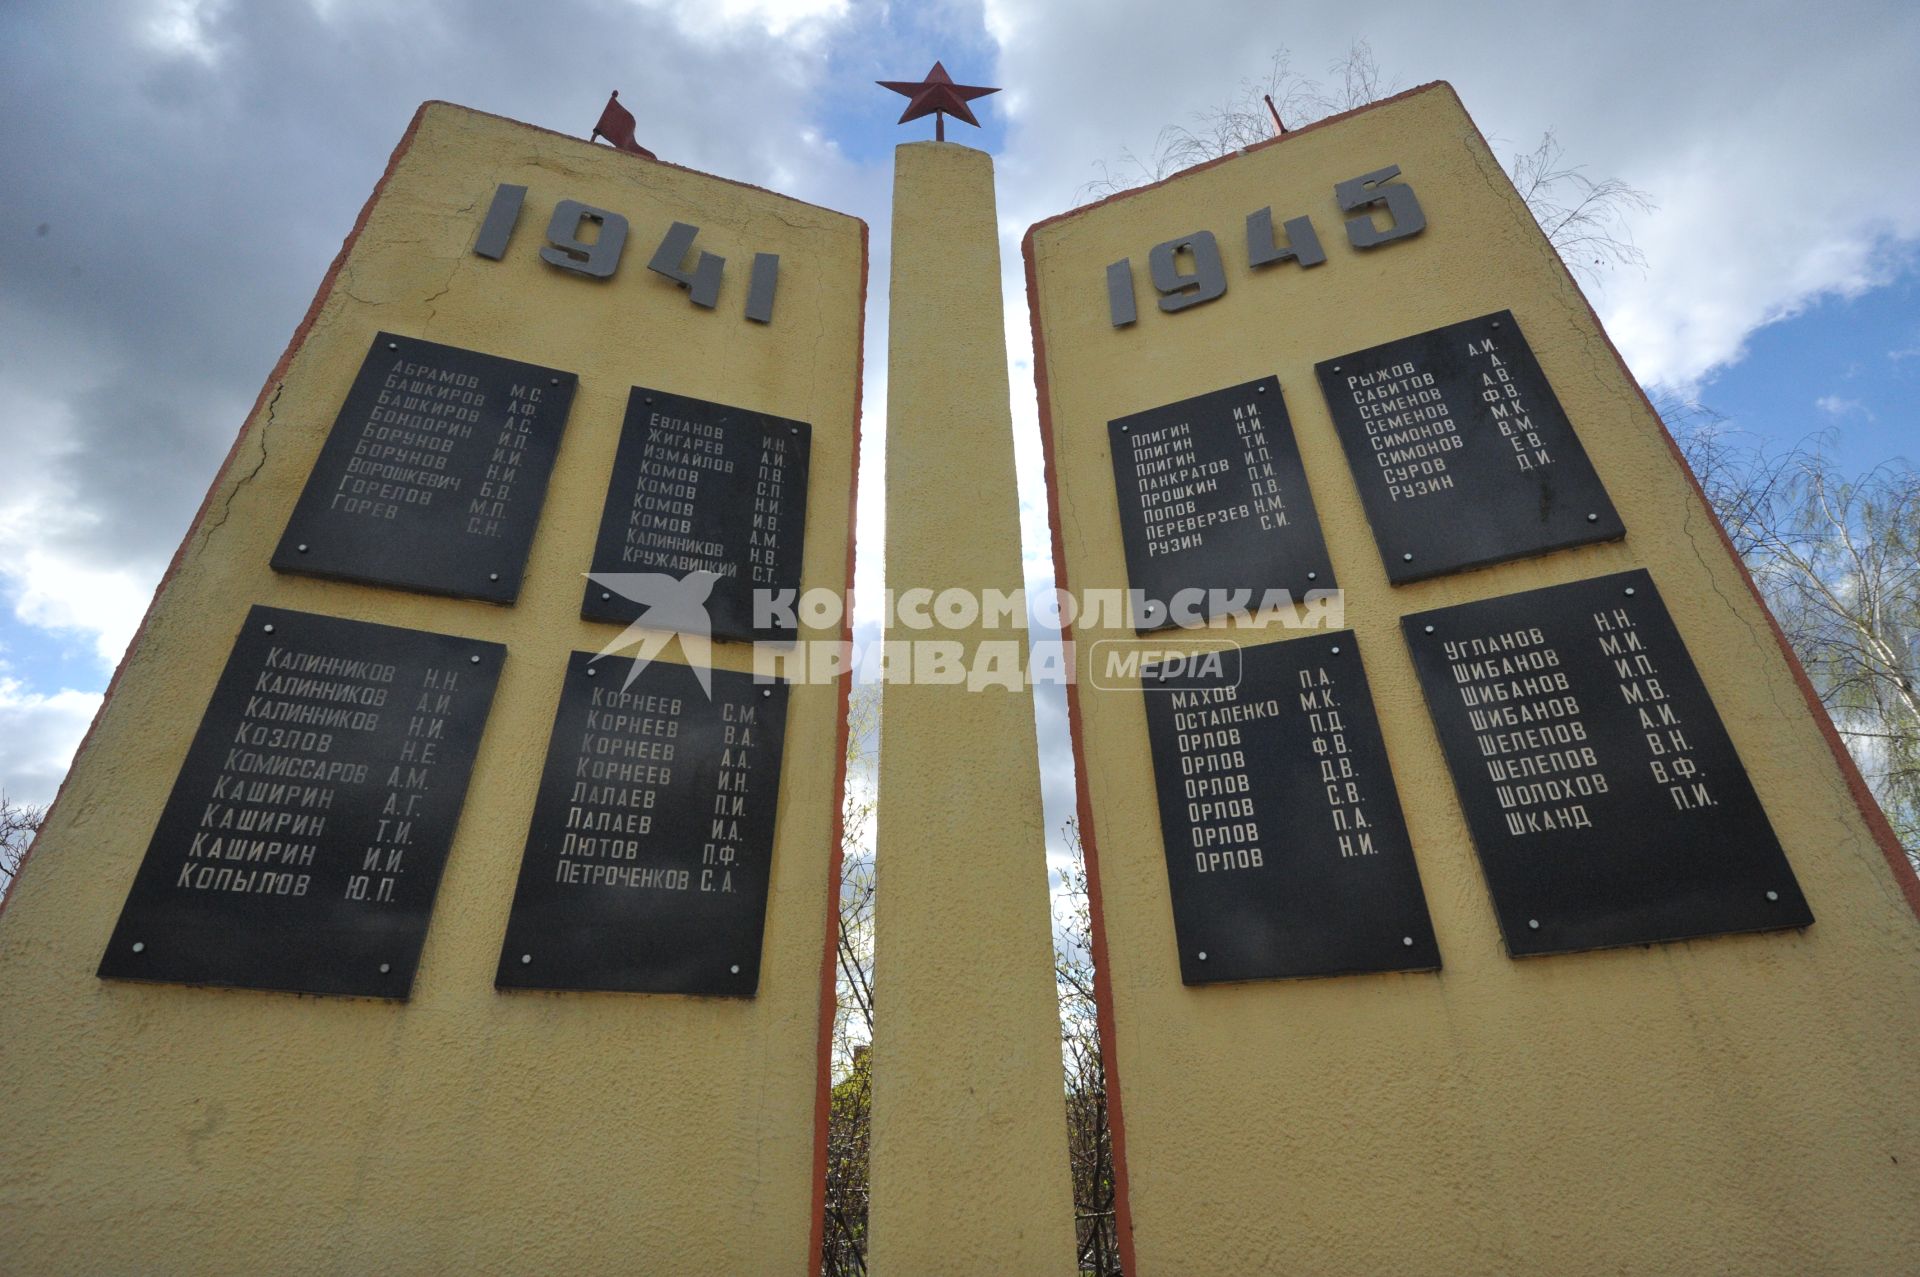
[0,101,865,1272]
[1026,81,1919,1275]
[0,79,1917,1277]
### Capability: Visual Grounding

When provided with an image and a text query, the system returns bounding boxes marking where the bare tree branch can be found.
[1078,44,1390,203]
[1078,43,1655,283]
[1506,130,1653,282]
[1,793,47,899]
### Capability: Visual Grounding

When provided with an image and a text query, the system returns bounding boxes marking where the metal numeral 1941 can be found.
[1105,164,1425,326]
[472,183,781,324]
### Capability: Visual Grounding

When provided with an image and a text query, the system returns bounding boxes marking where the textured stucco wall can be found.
[866,142,1079,1275]
[0,102,863,1274]
[1026,83,1920,1274]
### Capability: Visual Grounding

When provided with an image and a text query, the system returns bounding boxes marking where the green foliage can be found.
[1058,819,1120,1276]
[821,1045,871,1276]
[822,687,878,1276]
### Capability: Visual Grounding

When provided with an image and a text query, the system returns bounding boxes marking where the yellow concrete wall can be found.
[867,142,1078,1274]
[1026,83,1920,1274]
[0,102,864,1274]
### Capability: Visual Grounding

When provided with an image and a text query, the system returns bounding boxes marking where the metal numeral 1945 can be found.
[1105,164,1425,326]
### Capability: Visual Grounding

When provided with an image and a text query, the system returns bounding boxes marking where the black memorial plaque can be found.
[98,606,504,998]
[1402,568,1812,956]
[583,386,811,644]
[496,654,789,996]
[272,332,576,602]
[1314,310,1624,584]
[1109,377,1335,633]
[1140,631,1439,984]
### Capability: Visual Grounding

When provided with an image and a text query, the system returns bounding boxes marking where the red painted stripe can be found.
[805,217,870,1274]
[1021,222,1141,1277]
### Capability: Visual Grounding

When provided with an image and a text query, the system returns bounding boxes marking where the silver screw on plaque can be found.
[550,377,560,386]
[132,942,146,953]
[1333,365,1342,372]
[1331,645,1341,655]
[1625,587,1637,597]
[601,591,612,601]
[1403,936,1414,947]
[1587,513,1600,522]
[1306,571,1317,581]
[470,654,481,664]
[1402,552,1414,562]
[761,689,772,698]
[790,425,799,434]
[1528,919,1541,930]
[297,543,309,553]
[1197,951,1208,961]
[387,340,399,350]
[520,954,532,965]
[379,963,391,974]
[586,667,597,677]
[1491,320,1502,329]
[263,624,275,634]
[488,572,500,582]
[730,965,741,974]
[1424,625,1435,634]
[1767,890,1780,901]
[1257,384,1266,393]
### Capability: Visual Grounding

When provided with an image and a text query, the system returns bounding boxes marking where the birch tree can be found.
[1674,424,1920,865]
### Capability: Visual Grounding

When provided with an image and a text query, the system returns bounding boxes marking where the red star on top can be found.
[877,61,999,140]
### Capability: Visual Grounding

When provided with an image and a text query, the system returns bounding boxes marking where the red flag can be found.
[592,91,657,160]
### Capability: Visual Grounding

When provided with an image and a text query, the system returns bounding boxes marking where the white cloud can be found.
[0,370,159,668]
[1816,394,1874,420]
[0,673,100,810]
[975,0,1920,877]
[982,0,1920,396]
[1,0,885,683]
[629,0,850,43]
[2,547,153,669]
[11,0,1920,846]
[142,0,227,65]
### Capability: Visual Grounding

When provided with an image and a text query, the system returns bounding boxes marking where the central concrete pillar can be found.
[867,141,1078,1273]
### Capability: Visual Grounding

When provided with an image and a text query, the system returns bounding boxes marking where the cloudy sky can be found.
[4,0,1917,879]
